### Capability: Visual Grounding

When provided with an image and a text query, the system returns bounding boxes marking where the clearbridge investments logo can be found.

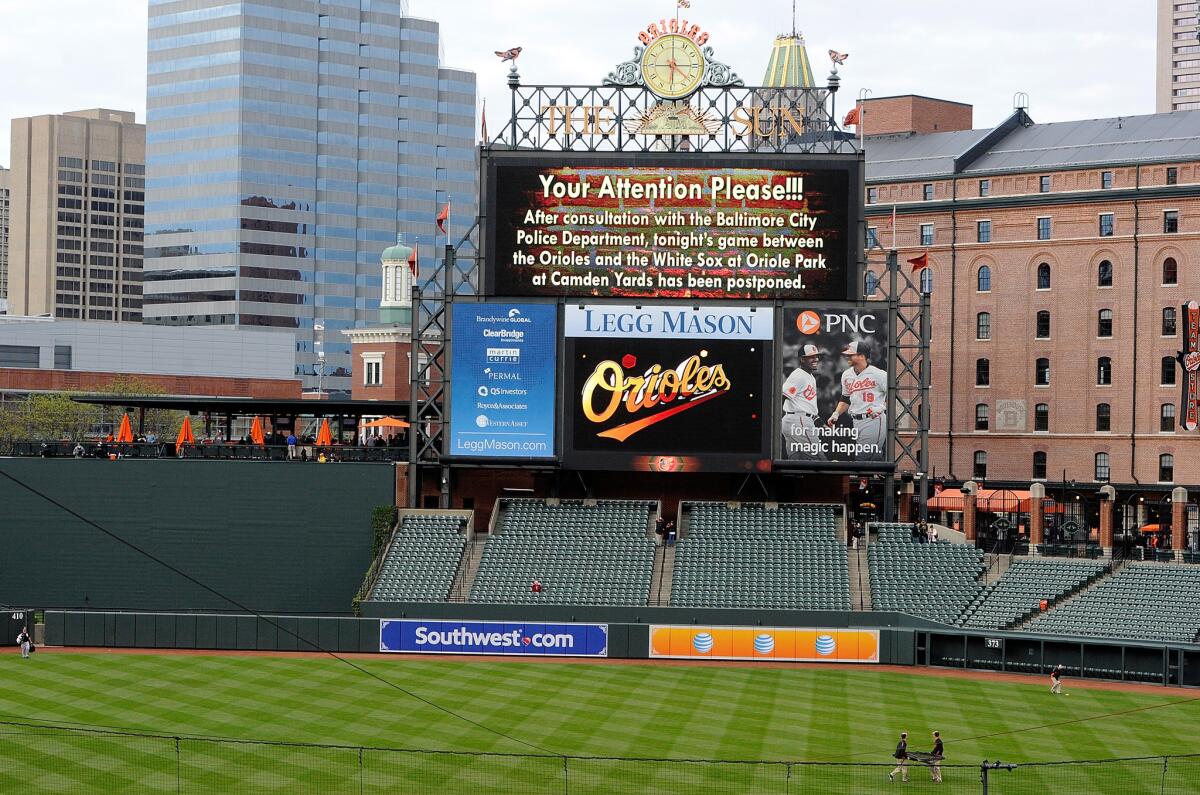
[379,619,608,657]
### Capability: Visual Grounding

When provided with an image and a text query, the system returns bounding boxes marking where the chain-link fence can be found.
[4,721,1199,793]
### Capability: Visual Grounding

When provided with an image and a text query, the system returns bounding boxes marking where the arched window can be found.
[864,270,879,297]
[1160,454,1175,482]
[1097,357,1112,385]
[977,265,992,292]
[1163,257,1178,286]
[1094,453,1110,482]
[1035,357,1050,386]
[1161,403,1176,432]
[975,404,989,431]
[1036,310,1051,338]
[1163,356,1177,386]
[1037,263,1051,289]
[1035,404,1049,432]
[1163,307,1177,336]
[1032,451,1047,480]
[976,312,991,340]
[1096,403,1111,432]
[973,451,988,479]
[976,358,990,386]
[920,267,933,294]
[1098,260,1113,287]
[1097,309,1113,337]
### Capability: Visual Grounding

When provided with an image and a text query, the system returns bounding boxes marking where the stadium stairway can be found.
[447,537,485,602]
[849,546,872,611]
[957,557,1110,631]
[648,543,676,606]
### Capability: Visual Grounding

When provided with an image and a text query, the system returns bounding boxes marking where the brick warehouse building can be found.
[861,98,1200,517]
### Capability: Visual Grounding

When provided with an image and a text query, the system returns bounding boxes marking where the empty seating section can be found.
[670,503,849,610]
[469,500,655,606]
[869,523,984,624]
[956,559,1107,630]
[1024,563,1200,643]
[369,515,467,601]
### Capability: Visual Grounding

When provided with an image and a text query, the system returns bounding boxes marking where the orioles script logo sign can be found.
[581,350,731,441]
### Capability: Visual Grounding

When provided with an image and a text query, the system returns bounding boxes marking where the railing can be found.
[6,720,1200,793]
[1,440,406,462]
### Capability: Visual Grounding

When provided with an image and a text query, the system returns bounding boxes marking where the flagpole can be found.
[891,204,897,250]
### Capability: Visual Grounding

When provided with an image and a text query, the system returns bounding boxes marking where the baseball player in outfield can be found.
[781,344,827,461]
[827,341,887,461]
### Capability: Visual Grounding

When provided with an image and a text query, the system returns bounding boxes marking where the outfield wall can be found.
[0,459,395,614]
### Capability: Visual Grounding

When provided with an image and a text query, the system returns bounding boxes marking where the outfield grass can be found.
[3,652,1199,793]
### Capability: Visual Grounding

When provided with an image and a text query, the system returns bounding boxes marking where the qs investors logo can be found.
[796,311,820,334]
[580,350,731,441]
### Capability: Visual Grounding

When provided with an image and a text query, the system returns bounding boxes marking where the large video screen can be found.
[484,151,860,301]
[448,302,557,459]
[776,305,892,470]
[563,304,772,472]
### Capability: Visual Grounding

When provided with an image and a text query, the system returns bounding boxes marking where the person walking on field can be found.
[929,731,944,783]
[889,731,908,782]
[16,626,32,659]
[1050,664,1067,695]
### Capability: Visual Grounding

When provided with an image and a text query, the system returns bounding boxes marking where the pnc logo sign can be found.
[796,311,821,334]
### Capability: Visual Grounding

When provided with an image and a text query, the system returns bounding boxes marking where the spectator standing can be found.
[286,433,297,459]
[929,525,939,543]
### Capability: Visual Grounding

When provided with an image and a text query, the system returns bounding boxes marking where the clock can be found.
[640,34,706,99]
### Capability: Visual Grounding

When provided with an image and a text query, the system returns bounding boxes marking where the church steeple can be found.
[762,1,815,88]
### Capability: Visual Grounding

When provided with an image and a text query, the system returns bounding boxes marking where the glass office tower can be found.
[143,0,476,389]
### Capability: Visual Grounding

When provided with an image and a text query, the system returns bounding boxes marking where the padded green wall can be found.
[0,459,394,614]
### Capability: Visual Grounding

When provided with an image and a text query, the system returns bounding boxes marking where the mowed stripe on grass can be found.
[2,652,1200,793]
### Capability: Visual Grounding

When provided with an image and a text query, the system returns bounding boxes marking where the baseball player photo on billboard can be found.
[778,306,890,468]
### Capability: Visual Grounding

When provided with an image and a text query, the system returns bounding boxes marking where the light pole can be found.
[314,322,326,397]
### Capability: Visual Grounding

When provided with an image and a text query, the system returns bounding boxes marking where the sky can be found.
[0,0,1157,168]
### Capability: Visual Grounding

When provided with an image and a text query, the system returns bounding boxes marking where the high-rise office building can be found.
[143,0,477,388]
[1157,0,1200,112]
[0,166,10,307]
[8,110,145,320]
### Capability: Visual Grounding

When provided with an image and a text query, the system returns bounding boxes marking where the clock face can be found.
[640,34,706,100]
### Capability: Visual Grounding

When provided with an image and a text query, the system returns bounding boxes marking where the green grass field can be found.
[3,652,1200,794]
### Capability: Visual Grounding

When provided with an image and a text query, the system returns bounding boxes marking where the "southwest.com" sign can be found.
[379,619,609,657]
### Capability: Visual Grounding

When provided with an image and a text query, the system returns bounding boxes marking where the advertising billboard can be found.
[483,151,860,301]
[777,305,892,470]
[448,302,557,459]
[563,304,772,472]
[379,619,608,657]
[649,625,879,663]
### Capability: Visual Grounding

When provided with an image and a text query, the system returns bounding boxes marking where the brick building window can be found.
[920,268,933,294]
[1164,210,1179,234]
[1097,357,1113,386]
[973,451,987,479]
[1096,403,1111,432]
[1095,453,1110,482]
[979,179,990,197]
[1040,175,1051,193]
[1101,171,1113,189]
[1035,358,1051,386]
[1035,404,1049,432]
[1163,257,1178,285]
[864,270,879,297]
[867,187,878,204]
[363,356,383,386]
[1167,167,1179,185]
[1160,454,1175,483]
[975,404,989,431]
[1099,213,1114,237]
[866,227,878,249]
[1097,309,1113,338]
[1036,311,1051,339]
[1163,356,1178,386]
[1163,307,1178,336]
[1037,263,1051,289]
[1162,403,1177,432]
[1037,217,1052,240]
[976,358,990,386]
[1098,260,1113,287]
[1032,451,1047,480]
[920,224,934,246]
[977,265,991,291]
[977,220,992,243]
[976,312,991,340]
[923,184,934,201]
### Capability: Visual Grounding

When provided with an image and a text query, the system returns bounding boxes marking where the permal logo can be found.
[580,350,730,441]
[796,311,820,334]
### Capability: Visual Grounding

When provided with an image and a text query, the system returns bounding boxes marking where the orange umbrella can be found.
[360,416,410,429]
[175,416,195,454]
[315,418,334,446]
[116,413,134,443]
[250,416,265,445]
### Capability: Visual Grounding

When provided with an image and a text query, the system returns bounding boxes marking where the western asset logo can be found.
[380,619,608,657]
